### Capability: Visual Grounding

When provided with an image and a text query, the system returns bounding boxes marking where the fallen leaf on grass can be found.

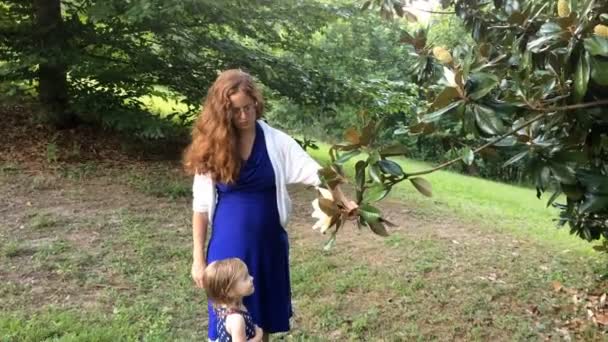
[552,281,563,292]
[595,313,608,325]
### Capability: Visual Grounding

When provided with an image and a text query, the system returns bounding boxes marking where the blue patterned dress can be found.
[206,123,292,340]
[215,307,256,342]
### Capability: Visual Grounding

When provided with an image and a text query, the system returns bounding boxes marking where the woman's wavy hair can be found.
[183,69,264,183]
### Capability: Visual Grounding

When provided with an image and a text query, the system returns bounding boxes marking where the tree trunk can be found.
[34,0,76,128]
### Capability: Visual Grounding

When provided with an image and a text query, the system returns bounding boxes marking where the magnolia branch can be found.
[398,99,608,179]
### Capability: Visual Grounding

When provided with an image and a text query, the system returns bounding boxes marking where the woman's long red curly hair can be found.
[183,69,264,183]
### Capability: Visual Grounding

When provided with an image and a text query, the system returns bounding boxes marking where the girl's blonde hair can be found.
[203,258,249,305]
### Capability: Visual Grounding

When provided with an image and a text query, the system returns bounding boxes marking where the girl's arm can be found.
[250,325,263,342]
[225,314,247,342]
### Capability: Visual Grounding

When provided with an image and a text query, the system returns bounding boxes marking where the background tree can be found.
[0,0,349,134]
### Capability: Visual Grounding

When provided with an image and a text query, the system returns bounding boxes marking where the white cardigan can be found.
[192,120,321,227]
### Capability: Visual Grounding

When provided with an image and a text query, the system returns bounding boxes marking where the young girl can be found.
[203,258,263,342]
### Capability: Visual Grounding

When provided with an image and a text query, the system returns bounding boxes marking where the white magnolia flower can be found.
[311,187,335,234]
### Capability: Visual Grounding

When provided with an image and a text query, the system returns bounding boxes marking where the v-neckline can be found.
[241,123,259,164]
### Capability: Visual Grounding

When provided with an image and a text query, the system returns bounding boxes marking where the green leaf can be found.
[577,171,608,195]
[561,184,584,201]
[359,204,382,223]
[527,22,566,53]
[584,36,608,57]
[460,147,474,166]
[379,144,408,157]
[378,159,404,176]
[463,106,478,135]
[355,160,367,190]
[503,150,528,167]
[369,164,382,183]
[579,195,608,213]
[423,100,464,123]
[364,184,391,202]
[546,189,562,208]
[368,220,390,237]
[409,177,432,197]
[473,104,505,135]
[550,163,576,185]
[336,149,361,165]
[574,51,590,102]
[590,57,608,86]
[467,72,499,100]
[431,87,460,110]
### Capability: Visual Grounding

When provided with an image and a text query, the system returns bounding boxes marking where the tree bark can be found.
[34,0,75,128]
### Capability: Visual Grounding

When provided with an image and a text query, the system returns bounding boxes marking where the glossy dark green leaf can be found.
[463,106,478,135]
[561,184,584,201]
[473,104,505,135]
[409,177,432,197]
[365,184,391,202]
[369,163,382,183]
[378,159,404,176]
[550,163,577,185]
[503,150,528,167]
[590,57,608,86]
[368,220,390,236]
[546,189,562,208]
[579,195,608,213]
[577,171,608,195]
[574,51,590,102]
[355,160,367,191]
[584,36,608,57]
[335,149,360,165]
[467,72,499,100]
[359,204,382,223]
[423,100,464,123]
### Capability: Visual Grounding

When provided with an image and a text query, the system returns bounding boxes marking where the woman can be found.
[183,69,355,341]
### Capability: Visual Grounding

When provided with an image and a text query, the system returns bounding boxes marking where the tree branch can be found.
[401,99,608,178]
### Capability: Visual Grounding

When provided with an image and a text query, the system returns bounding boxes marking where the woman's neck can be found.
[237,124,256,139]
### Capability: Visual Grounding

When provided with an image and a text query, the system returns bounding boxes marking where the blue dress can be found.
[206,123,292,340]
[215,307,256,342]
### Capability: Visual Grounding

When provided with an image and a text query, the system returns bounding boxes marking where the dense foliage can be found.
[0,0,350,136]
[319,0,608,247]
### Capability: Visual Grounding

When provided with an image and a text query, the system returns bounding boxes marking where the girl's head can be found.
[203,258,254,306]
[182,69,264,184]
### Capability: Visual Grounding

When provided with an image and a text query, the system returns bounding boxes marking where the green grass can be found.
[307,142,600,257]
[2,150,607,340]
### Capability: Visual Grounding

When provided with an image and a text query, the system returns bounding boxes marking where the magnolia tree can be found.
[313,0,608,250]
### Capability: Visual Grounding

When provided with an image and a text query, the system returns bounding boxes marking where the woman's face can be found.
[229,91,256,132]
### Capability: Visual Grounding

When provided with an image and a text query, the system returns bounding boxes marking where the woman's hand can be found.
[342,199,359,220]
[331,185,359,219]
[191,260,206,288]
